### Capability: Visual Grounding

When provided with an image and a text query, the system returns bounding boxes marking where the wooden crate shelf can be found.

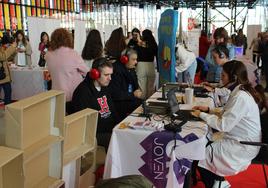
[31,177,64,188]
[4,90,65,188]
[0,146,23,188]
[5,90,65,150]
[24,140,63,188]
[63,108,98,165]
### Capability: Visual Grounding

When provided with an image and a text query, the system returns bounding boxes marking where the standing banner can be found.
[158,9,178,84]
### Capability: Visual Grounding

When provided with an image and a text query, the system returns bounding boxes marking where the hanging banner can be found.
[64,0,68,11]
[31,0,36,15]
[4,4,10,30]
[67,0,71,11]
[0,5,4,30]
[27,7,32,17]
[71,0,74,11]
[37,8,41,16]
[16,5,22,30]
[10,5,16,30]
[57,0,60,10]
[158,9,178,84]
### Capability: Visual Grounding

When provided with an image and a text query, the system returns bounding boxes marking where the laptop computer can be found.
[167,88,201,121]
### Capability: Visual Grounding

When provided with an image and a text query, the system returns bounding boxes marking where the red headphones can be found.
[89,58,107,80]
[120,49,130,64]
[89,68,100,80]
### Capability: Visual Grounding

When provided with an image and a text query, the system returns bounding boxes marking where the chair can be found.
[190,112,268,188]
[240,112,268,188]
[239,141,268,187]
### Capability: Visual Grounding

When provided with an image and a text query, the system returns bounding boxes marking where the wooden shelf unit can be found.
[0,146,23,188]
[63,108,98,165]
[4,90,65,188]
[5,90,65,150]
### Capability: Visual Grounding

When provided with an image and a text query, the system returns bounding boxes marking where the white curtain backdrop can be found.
[74,20,87,56]
[28,17,61,67]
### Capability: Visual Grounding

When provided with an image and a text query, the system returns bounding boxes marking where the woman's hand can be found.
[204,85,214,92]
[17,48,25,53]
[201,81,211,87]
[192,105,209,112]
[191,110,201,117]
[134,89,143,99]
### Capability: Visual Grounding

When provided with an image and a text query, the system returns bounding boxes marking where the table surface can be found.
[8,66,48,100]
[103,90,213,188]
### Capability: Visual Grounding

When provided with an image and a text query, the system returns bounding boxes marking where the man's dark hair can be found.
[92,57,113,72]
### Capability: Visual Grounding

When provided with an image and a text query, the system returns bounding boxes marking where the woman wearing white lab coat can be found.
[193,60,261,188]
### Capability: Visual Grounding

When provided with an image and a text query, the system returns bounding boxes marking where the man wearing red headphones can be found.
[109,48,143,121]
[71,57,118,150]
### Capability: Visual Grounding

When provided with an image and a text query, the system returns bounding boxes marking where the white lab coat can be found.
[211,87,231,107]
[199,85,261,176]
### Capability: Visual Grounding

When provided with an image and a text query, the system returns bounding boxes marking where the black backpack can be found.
[0,62,6,80]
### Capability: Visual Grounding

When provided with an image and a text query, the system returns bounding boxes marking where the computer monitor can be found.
[235,46,243,57]
[167,88,180,115]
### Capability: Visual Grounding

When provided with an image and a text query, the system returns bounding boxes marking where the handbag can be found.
[38,55,46,67]
[0,62,6,80]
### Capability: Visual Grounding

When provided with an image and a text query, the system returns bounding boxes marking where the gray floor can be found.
[0,109,5,145]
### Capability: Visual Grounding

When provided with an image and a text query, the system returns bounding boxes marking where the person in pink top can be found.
[45,28,89,110]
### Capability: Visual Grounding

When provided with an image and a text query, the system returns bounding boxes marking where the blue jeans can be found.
[0,82,11,105]
[177,60,197,84]
[206,64,222,83]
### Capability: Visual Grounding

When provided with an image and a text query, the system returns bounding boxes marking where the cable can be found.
[207,94,217,108]
[152,114,170,122]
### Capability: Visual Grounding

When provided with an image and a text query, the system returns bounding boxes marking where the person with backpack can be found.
[0,40,17,105]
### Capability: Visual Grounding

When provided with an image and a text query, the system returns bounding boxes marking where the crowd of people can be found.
[0,26,267,188]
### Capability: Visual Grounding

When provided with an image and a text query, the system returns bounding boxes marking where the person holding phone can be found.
[14,30,32,67]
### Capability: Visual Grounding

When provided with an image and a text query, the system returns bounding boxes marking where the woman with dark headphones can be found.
[192,60,261,188]
[203,45,231,107]
[108,48,143,122]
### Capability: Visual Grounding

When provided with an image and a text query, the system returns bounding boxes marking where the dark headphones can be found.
[89,58,107,80]
[120,49,131,64]
[219,49,225,59]
[214,45,228,59]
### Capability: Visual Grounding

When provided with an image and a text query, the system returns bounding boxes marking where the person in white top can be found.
[14,30,32,67]
[175,43,197,84]
[192,60,261,188]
